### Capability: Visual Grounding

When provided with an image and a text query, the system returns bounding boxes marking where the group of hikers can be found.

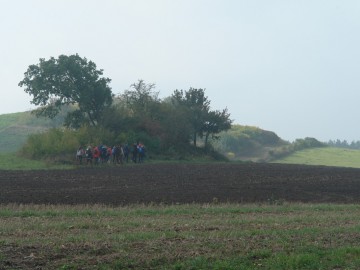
[76,143,146,165]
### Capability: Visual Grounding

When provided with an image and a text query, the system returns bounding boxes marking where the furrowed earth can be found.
[1,163,360,204]
[1,163,360,269]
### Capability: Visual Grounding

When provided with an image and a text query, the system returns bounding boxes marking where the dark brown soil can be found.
[1,163,360,204]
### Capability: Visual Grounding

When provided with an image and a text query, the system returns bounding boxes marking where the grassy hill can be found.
[0,111,64,152]
[213,125,290,162]
[213,125,360,168]
[272,147,360,168]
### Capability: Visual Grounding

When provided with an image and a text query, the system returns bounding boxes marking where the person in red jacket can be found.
[93,146,100,164]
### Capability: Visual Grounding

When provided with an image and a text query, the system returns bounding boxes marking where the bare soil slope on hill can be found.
[1,163,360,204]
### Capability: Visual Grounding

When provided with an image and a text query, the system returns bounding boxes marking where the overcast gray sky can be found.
[1,0,360,142]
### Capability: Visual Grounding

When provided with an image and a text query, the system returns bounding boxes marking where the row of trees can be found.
[18,54,232,158]
[327,140,360,149]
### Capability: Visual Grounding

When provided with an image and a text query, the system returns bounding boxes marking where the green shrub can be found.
[293,137,325,150]
[20,128,77,159]
[19,124,226,163]
[20,126,117,160]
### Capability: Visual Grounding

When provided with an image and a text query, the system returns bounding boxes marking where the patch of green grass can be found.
[148,247,360,270]
[272,147,360,168]
[1,203,360,269]
[0,152,49,170]
[0,152,73,170]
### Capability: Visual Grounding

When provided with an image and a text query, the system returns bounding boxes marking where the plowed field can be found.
[1,163,360,204]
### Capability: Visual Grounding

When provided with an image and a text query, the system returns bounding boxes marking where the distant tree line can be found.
[266,137,326,160]
[326,140,360,149]
[18,54,232,160]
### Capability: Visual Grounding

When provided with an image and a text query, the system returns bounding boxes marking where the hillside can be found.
[272,147,360,168]
[0,111,64,152]
[213,125,290,162]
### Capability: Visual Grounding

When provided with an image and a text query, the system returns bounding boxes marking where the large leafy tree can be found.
[120,79,163,134]
[18,54,113,128]
[202,108,232,148]
[172,88,231,147]
[172,88,210,146]
[121,79,160,117]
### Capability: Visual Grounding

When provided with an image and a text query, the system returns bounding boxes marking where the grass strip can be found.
[0,203,360,269]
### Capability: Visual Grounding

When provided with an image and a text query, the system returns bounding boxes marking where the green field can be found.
[2,146,360,170]
[0,203,359,269]
[272,147,360,168]
[0,153,72,170]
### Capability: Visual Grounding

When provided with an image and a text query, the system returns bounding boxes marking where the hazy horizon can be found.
[1,1,360,142]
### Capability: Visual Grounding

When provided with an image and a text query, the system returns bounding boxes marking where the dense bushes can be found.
[268,137,326,159]
[20,82,232,162]
[20,126,162,161]
[214,125,284,156]
[21,128,79,160]
[20,127,231,163]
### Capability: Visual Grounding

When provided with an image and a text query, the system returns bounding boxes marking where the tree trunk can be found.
[87,111,97,126]
[204,133,210,149]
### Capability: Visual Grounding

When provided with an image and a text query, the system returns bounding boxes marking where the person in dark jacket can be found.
[132,143,138,163]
